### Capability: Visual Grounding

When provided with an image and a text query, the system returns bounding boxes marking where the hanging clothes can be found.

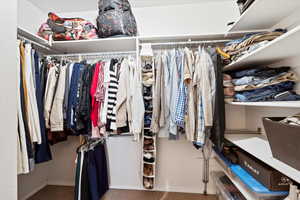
[130,56,145,141]
[194,47,216,146]
[90,62,102,138]
[25,43,42,145]
[207,47,226,152]
[183,48,196,142]
[151,54,165,133]
[17,40,30,174]
[168,49,180,140]
[74,140,109,200]
[33,52,52,164]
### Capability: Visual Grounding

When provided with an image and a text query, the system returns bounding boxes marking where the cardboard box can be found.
[237,150,290,191]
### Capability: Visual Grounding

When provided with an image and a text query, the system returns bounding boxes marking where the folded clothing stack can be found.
[218,29,286,64]
[38,12,98,41]
[281,113,300,126]
[223,74,235,103]
[228,66,300,102]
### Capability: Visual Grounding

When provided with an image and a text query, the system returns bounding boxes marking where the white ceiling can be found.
[27,0,231,13]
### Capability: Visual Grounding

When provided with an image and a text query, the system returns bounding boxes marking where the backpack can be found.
[97,0,137,38]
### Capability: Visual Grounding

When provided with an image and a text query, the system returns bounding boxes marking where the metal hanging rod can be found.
[47,51,137,58]
[140,39,231,47]
[18,35,51,51]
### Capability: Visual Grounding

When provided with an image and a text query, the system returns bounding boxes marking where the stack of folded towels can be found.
[227,66,300,102]
[218,29,286,64]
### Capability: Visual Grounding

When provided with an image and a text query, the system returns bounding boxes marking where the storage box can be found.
[263,117,300,171]
[237,149,290,191]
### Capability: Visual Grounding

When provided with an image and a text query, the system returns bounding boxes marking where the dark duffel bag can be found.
[97,0,137,37]
[98,0,131,12]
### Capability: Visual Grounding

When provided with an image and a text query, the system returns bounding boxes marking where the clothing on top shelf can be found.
[219,29,286,64]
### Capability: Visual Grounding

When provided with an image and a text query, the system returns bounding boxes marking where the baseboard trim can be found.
[109,185,211,194]
[47,181,75,186]
[20,182,47,200]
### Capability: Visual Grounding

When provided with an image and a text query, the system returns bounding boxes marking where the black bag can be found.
[97,0,137,38]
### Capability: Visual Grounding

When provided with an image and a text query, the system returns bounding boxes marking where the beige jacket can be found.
[131,57,145,140]
[44,66,59,129]
[151,54,165,133]
[183,48,196,142]
[50,65,67,132]
[116,56,145,140]
[116,58,130,128]
[25,43,42,144]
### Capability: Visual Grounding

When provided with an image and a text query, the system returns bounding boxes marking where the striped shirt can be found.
[106,59,119,130]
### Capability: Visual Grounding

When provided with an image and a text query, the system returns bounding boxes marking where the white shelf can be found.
[227,101,300,108]
[228,0,300,32]
[17,27,50,47]
[223,25,300,71]
[214,154,256,200]
[138,33,245,43]
[51,37,137,54]
[225,134,300,183]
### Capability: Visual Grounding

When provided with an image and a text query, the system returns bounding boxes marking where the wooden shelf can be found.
[223,25,300,71]
[51,37,137,54]
[225,134,300,183]
[228,0,300,32]
[227,101,300,108]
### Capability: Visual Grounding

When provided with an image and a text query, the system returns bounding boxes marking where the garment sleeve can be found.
[150,55,162,133]
[115,60,128,128]
[132,62,145,141]
[50,66,66,132]
[44,67,58,129]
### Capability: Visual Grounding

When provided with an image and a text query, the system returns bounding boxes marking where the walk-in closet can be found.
[1,0,300,199]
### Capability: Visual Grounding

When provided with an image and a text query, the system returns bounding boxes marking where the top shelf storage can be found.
[18,27,50,47]
[138,33,244,43]
[223,25,300,71]
[51,37,137,54]
[228,0,300,32]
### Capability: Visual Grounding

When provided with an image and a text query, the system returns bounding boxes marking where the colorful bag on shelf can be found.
[37,23,53,41]
[97,0,137,38]
[38,12,98,41]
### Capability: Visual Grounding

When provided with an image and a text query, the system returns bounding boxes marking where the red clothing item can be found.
[90,62,102,127]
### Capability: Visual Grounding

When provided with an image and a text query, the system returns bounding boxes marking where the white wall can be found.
[59,1,239,36]
[133,1,239,36]
[0,0,18,199]
[18,163,50,200]
[18,0,47,33]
